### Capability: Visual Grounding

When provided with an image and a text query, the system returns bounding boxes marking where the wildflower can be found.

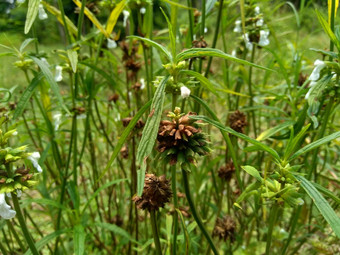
[53,112,62,131]
[233,20,242,33]
[258,30,270,47]
[243,33,253,51]
[213,215,236,242]
[180,86,191,99]
[132,174,172,211]
[204,27,208,33]
[231,50,237,57]
[28,152,43,173]
[256,18,264,27]
[255,6,260,15]
[140,7,146,14]
[140,78,146,90]
[38,4,48,20]
[107,38,117,49]
[0,193,16,219]
[123,10,130,27]
[305,81,317,99]
[309,59,326,81]
[55,65,63,82]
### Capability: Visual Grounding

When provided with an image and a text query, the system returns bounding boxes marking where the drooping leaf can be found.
[256,121,295,141]
[241,166,263,182]
[106,0,126,35]
[99,101,152,181]
[175,48,274,71]
[295,175,340,238]
[67,49,78,73]
[25,0,40,34]
[136,76,169,196]
[20,38,36,53]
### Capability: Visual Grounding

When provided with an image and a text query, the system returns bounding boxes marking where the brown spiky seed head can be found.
[122,117,145,129]
[229,110,247,133]
[133,174,172,211]
[218,162,235,182]
[213,215,236,242]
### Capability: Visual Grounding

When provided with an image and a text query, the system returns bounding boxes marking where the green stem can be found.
[265,203,279,255]
[7,221,25,252]
[57,0,72,44]
[248,47,257,137]
[150,210,162,255]
[182,169,219,255]
[281,206,302,255]
[330,0,336,57]
[171,166,178,255]
[11,194,39,255]
[0,241,8,255]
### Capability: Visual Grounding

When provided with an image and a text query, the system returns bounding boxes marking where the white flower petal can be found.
[258,30,270,47]
[244,33,253,51]
[233,20,242,33]
[256,18,264,27]
[55,65,63,82]
[140,78,145,90]
[255,6,260,15]
[38,4,48,20]
[305,81,317,99]
[140,7,146,14]
[123,10,130,27]
[180,86,191,98]
[107,38,117,49]
[53,113,62,131]
[28,155,43,173]
[0,193,16,220]
[309,59,326,81]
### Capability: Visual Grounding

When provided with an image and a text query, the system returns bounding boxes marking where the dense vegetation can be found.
[0,0,340,254]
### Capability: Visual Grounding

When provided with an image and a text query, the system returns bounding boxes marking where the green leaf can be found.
[25,0,40,34]
[315,9,340,51]
[289,131,340,161]
[24,229,71,255]
[190,115,281,162]
[313,182,340,204]
[136,76,169,196]
[309,48,338,59]
[179,70,247,97]
[307,75,332,106]
[20,38,36,53]
[160,8,176,59]
[241,165,263,182]
[94,223,140,244]
[161,0,196,10]
[29,56,70,114]
[21,198,69,211]
[82,179,127,214]
[67,49,78,73]
[284,124,311,161]
[175,48,274,72]
[13,73,43,120]
[74,224,86,255]
[0,88,12,103]
[106,0,126,35]
[99,101,151,181]
[295,175,340,238]
[256,121,295,141]
[127,35,173,63]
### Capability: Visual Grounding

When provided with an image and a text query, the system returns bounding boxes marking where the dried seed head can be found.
[298,72,308,87]
[213,215,236,242]
[218,162,235,182]
[122,117,145,129]
[120,145,129,159]
[192,36,208,49]
[108,93,119,103]
[132,174,172,211]
[229,110,247,133]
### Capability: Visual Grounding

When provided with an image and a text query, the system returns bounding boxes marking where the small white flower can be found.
[55,65,63,82]
[140,7,146,14]
[180,86,191,98]
[6,0,14,4]
[297,198,304,205]
[258,30,270,47]
[233,20,242,33]
[309,59,326,81]
[107,38,117,49]
[256,18,264,27]
[0,193,16,220]
[305,81,317,99]
[204,27,208,33]
[38,4,48,20]
[13,131,18,136]
[244,33,253,51]
[28,152,43,173]
[140,78,145,90]
[114,113,121,122]
[123,10,130,27]
[53,112,62,131]
[231,50,237,57]
[255,6,260,15]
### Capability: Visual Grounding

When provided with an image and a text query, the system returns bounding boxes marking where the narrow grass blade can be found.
[106,0,126,35]
[94,223,140,244]
[136,76,169,196]
[74,224,85,255]
[256,121,295,141]
[295,175,340,238]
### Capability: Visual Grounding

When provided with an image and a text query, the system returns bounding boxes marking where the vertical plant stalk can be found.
[265,203,279,255]
[57,0,72,44]
[171,166,178,255]
[248,47,257,138]
[182,169,219,255]
[150,210,162,255]
[0,241,8,255]
[11,194,39,255]
[330,0,336,56]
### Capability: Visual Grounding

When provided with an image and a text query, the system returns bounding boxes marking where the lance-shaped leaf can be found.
[176,48,274,71]
[136,76,169,196]
[257,121,295,141]
[106,0,126,35]
[295,174,340,238]
[25,0,39,34]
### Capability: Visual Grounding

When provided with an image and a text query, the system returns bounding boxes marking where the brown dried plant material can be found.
[229,110,247,133]
[133,174,172,211]
[213,215,236,242]
[218,162,235,182]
